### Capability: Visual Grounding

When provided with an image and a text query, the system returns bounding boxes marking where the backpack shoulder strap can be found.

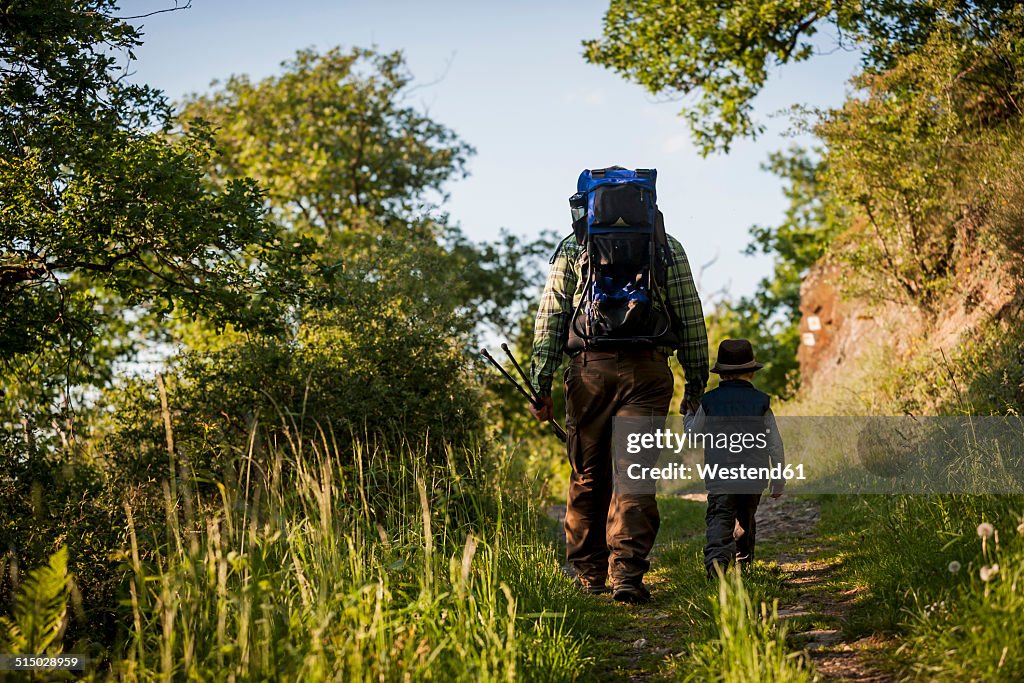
[652,211,673,282]
[654,209,668,246]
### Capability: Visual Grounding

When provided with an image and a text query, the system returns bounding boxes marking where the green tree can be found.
[88,47,554,464]
[0,1,309,425]
[818,12,1024,307]
[180,47,473,242]
[179,47,542,337]
[584,0,1023,155]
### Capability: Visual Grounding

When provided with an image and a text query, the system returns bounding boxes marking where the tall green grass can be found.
[0,421,591,681]
[683,568,812,683]
[821,493,1024,681]
[108,432,587,681]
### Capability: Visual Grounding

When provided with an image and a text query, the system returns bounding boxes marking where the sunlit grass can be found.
[90,430,590,681]
[819,493,1024,681]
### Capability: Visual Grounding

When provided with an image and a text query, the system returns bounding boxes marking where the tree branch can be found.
[105,1,193,21]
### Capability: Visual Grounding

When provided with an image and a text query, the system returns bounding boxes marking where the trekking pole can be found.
[480,348,567,443]
[501,342,544,400]
[500,342,569,441]
[500,344,569,443]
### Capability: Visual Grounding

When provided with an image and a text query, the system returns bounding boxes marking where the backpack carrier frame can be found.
[566,167,674,352]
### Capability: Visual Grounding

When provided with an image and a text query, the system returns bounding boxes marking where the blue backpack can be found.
[565,166,677,352]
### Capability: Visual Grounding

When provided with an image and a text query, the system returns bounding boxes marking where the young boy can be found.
[685,339,785,577]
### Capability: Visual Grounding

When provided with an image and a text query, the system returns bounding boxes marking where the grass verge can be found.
[1,435,606,681]
[817,493,1024,681]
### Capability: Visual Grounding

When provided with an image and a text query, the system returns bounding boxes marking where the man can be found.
[529,179,708,604]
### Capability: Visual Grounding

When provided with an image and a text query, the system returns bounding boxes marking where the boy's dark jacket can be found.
[700,379,774,494]
[701,379,770,417]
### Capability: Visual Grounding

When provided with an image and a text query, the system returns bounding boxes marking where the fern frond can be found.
[8,547,70,654]
[0,614,26,651]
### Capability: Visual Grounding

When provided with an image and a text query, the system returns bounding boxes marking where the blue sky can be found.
[129,0,860,301]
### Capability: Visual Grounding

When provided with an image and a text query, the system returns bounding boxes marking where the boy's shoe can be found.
[612,582,651,604]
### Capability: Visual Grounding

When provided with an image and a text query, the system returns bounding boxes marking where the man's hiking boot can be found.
[574,577,610,595]
[612,582,651,604]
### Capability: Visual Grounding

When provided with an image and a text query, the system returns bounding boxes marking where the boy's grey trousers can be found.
[704,493,761,575]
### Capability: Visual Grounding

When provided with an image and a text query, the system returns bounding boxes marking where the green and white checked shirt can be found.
[530,233,709,402]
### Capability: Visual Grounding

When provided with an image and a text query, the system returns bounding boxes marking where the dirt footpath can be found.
[758,496,893,682]
[546,495,894,681]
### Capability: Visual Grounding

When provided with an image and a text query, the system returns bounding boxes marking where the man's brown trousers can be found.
[563,350,673,588]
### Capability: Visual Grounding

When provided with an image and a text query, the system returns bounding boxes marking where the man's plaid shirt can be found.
[529,233,709,402]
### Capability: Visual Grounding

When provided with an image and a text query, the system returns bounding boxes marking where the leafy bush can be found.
[0,438,123,645]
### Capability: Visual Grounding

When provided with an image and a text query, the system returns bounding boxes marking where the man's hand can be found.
[769,481,785,499]
[681,398,700,415]
[529,395,554,422]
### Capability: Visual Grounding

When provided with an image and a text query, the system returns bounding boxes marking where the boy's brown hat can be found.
[711,339,764,374]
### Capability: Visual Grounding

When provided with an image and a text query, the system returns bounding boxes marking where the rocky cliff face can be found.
[796,252,1018,407]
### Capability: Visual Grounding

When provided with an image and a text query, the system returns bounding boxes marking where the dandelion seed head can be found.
[980,564,1000,582]
[977,522,995,539]
[948,560,961,574]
